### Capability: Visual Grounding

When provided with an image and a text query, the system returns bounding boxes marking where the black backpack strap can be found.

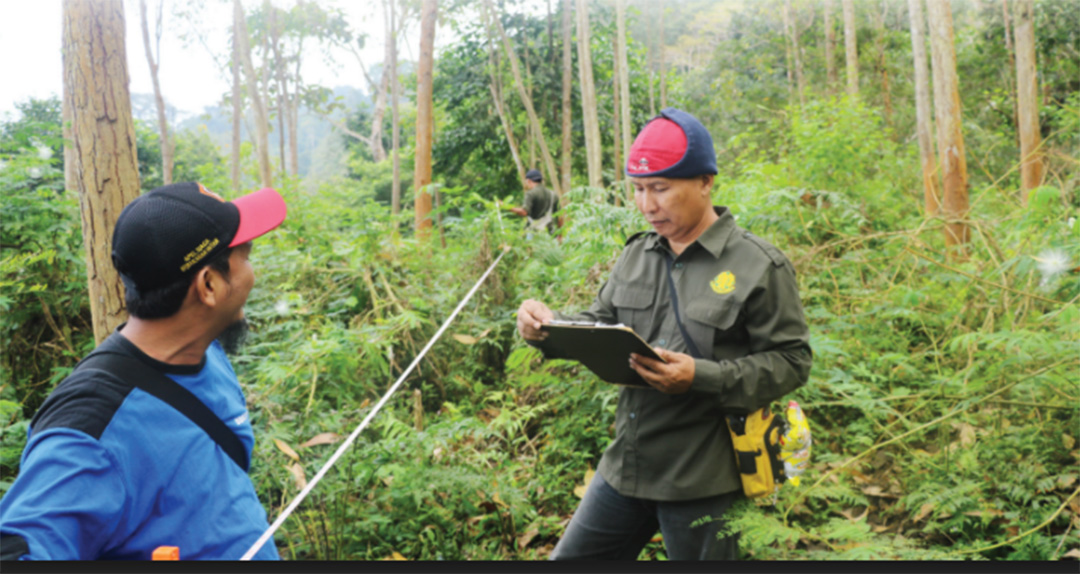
[664,253,705,360]
[78,351,249,472]
[0,534,29,561]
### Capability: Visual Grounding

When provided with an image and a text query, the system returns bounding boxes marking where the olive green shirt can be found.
[522,184,559,232]
[536,207,812,501]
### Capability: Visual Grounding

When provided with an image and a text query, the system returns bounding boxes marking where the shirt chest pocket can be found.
[684,298,744,359]
[610,283,656,329]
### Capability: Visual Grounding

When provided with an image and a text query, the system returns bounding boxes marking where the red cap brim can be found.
[229,188,287,247]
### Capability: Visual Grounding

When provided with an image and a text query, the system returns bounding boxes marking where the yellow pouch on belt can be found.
[726,407,786,499]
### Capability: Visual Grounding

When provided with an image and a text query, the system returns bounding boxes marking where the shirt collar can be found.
[645,206,736,259]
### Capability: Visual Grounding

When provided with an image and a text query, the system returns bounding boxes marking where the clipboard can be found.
[539,321,665,387]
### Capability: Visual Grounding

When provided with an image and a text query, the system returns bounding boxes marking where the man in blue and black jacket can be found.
[0,183,287,560]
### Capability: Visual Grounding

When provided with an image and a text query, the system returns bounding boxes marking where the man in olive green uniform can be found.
[516,108,812,560]
[508,169,560,236]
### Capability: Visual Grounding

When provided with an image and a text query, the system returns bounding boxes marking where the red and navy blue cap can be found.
[625,107,718,179]
[111,182,287,292]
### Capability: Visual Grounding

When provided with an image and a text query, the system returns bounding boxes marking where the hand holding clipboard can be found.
[539,320,667,387]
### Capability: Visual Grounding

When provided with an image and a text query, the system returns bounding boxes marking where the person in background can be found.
[0,182,287,560]
[507,168,561,237]
[516,108,812,560]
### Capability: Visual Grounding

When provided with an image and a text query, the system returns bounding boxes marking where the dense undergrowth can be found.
[2,98,1078,561]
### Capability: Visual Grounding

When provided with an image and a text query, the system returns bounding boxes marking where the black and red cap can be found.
[625,107,718,179]
[111,182,287,292]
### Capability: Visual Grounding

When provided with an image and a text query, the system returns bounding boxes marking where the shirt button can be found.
[675,262,684,269]
[629,413,637,419]
[658,339,666,346]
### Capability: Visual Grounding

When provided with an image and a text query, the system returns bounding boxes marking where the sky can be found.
[0,0,450,121]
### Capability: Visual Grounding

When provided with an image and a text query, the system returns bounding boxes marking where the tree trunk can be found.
[368,11,392,163]
[612,33,623,205]
[926,0,970,252]
[908,0,940,216]
[658,0,666,109]
[485,18,525,182]
[286,35,302,178]
[783,1,794,103]
[234,0,272,188]
[269,5,288,179]
[560,0,572,196]
[414,0,437,238]
[389,0,401,216]
[575,0,602,189]
[484,7,525,181]
[825,0,838,93]
[138,0,173,185]
[62,0,142,344]
[782,0,804,106]
[231,16,242,192]
[843,0,858,97]
[875,1,893,126]
[1014,0,1044,203]
[489,0,562,195]
[1002,0,1021,149]
[616,0,632,200]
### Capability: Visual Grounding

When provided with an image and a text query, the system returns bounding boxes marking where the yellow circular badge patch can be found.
[710,271,736,294]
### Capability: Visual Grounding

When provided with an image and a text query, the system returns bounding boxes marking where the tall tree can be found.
[658,0,667,109]
[782,0,805,106]
[138,0,173,185]
[234,0,272,188]
[616,0,632,199]
[908,0,940,216]
[414,0,437,237]
[612,33,623,204]
[231,13,242,192]
[1001,0,1021,148]
[575,0,603,189]
[489,0,562,195]
[873,1,893,126]
[824,0,838,92]
[483,6,525,182]
[350,20,392,163]
[926,0,970,251]
[62,0,142,343]
[1013,0,1044,203]
[560,0,572,196]
[843,0,858,96]
[268,4,288,178]
[389,0,401,215]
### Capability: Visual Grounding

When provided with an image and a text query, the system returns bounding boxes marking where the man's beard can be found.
[219,317,249,355]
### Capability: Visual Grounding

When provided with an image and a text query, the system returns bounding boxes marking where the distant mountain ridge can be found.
[131,85,370,178]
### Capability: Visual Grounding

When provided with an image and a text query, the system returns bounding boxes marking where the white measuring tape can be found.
[241,245,511,560]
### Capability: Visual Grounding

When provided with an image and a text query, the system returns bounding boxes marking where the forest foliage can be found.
[2,0,1079,562]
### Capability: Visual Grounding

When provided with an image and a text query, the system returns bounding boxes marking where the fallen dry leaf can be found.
[300,432,341,448]
[360,398,371,409]
[573,468,596,499]
[952,422,977,447]
[287,462,307,490]
[452,334,478,345]
[1063,548,1080,559]
[382,551,407,561]
[963,509,1005,518]
[274,438,300,462]
[518,527,540,550]
[914,503,935,522]
[839,507,869,522]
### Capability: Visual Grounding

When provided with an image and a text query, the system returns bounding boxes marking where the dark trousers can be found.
[549,473,741,560]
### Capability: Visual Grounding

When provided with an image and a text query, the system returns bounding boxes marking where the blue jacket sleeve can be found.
[0,428,129,560]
